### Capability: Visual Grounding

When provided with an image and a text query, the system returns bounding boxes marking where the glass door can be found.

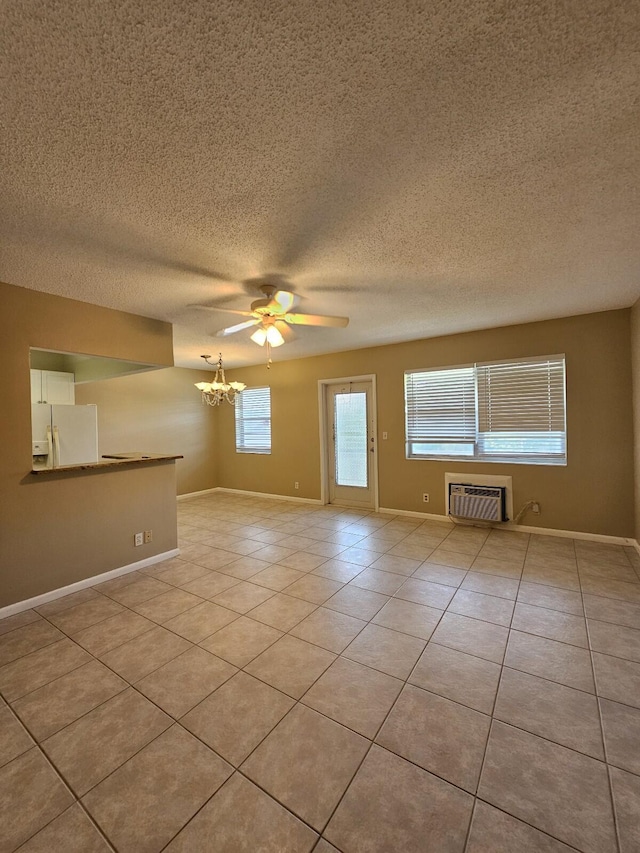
[326,381,375,508]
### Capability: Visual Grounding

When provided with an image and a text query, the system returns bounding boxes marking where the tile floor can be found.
[1,493,640,851]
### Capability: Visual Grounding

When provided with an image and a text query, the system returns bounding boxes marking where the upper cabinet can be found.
[30,370,75,405]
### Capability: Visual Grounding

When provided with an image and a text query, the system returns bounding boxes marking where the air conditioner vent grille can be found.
[449,483,507,522]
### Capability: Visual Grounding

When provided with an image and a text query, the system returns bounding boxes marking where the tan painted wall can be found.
[76,367,218,496]
[219,310,635,538]
[631,299,640,542]
[0,280,177,607]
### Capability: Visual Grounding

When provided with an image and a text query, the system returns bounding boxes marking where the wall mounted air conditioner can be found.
[448,483,508,522]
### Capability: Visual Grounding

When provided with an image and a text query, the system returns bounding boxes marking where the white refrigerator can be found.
[32,404,99,468]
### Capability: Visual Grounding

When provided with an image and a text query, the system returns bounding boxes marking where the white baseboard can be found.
[0,549,180,620]
[177,487,218,501]
[378,506,634,546]
[208,487,323,505]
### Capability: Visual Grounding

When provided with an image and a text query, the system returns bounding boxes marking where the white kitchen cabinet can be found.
[30,370,75,404]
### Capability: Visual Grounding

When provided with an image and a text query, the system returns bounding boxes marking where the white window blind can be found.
[404,355,566,465]
[235,387,271,454]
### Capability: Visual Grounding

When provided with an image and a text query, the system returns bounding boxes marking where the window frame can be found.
[404,354,567,466]
[234,386,272,455]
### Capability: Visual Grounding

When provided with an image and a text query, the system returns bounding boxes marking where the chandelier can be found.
[194,354,246,406]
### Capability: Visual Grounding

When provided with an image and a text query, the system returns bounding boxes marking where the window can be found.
[235,387,271,454]
[405,355,566,465]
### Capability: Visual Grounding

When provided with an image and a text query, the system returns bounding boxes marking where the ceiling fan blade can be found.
[189,304,255,317]
[272,290,296,312]
[283,313,349,328]
[274,319,297,342]
[216,319,260,337]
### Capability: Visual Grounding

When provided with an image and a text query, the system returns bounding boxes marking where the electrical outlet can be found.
[382,431,388,440]
[144,530,152,543]
[294,482,299,490]
[423,493,429,503]
[134,532,143,547]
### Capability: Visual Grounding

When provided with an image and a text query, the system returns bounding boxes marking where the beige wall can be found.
[76,367,218,496]
[218,310,635,538]
[631,299,640,541]
[0,281,177,607]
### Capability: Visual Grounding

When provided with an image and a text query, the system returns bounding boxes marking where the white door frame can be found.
[318,374,379,510]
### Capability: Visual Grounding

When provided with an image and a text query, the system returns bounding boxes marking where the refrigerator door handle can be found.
[46,424,54,469]
[52,425,60,468]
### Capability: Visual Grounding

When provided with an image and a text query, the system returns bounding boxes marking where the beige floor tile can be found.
[285,574,344,604]
[427,548,475,570]
[460,572,520,600]
[180,570,239,598]
[324,585,389,620]
[0,704,33,767]
[0,638,92,702]
[471,556,524,579]
[325,744,473,853]
[0,748,74,852]
[248,592,317,631]
[35,587,101,617]
[512,602,588,647]
[72,609,156,655]
[394,577,456,609]
[250,544,298,563]
[278,551,330,571]
[289,607,366,653]
[12,660,127,741]
[135,646,237,717]
[250,564,306,591]
[245,635,335,699]
[242,704,368,831]
[409,643,501,714]
[163,600,238,642]
[0,620,64,666]
[494,667,604,758]
[93,571,147,595]
[214,555,272,580]
[372,597,442,641]
[412,563,467,586]
[83,725,232,853]
[132,588,203,623]
[182,671,294,765]
[522,566,580,592]
[588,618,640,662]
[333,546,380,567]
[302,656,402,738]
[165,772,318,852]
[312,559,367,582]
[17,803,111,852]
[466,801,575,852]
[99,626,191,683]
[386,540,435,560]
[343,623,426,679]
[103,576,172,607]
[42,687,171,796]
[505,631,595,692]
[349,567,406,595]
[517,581,584,615]
[524,553,578,574]
[583,594,640,629]
[599,697,640,775]
[212,581,275,613]
[314,840,341,853]
[199,616,282,666]
[592,652,640,708]
[610,766,640,853]
[369,553,423,576]
[479,721,616,853]
[48,595,127,635]
[448,589,514,627]
[377,684,490,792]
[304,540,348,559]
[151,560,211,587]
[431,612,508,664]
[580,576,640,604]
[191,548,240,571]
[0,609,41,637]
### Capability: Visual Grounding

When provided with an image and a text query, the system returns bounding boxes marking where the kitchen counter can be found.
[31,452,183,475]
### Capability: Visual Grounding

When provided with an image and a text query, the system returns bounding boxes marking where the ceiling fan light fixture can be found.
[250,327,267,346]
[266,325,285,347]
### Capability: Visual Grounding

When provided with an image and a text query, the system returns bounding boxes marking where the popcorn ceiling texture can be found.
[1,0,639,367]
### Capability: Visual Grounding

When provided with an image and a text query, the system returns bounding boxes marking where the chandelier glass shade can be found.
[195,354,246,406]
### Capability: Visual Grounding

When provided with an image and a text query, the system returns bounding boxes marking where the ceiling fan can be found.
[195,284,349,349]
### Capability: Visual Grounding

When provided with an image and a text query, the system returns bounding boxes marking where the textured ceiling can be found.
[1,0,639,368]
